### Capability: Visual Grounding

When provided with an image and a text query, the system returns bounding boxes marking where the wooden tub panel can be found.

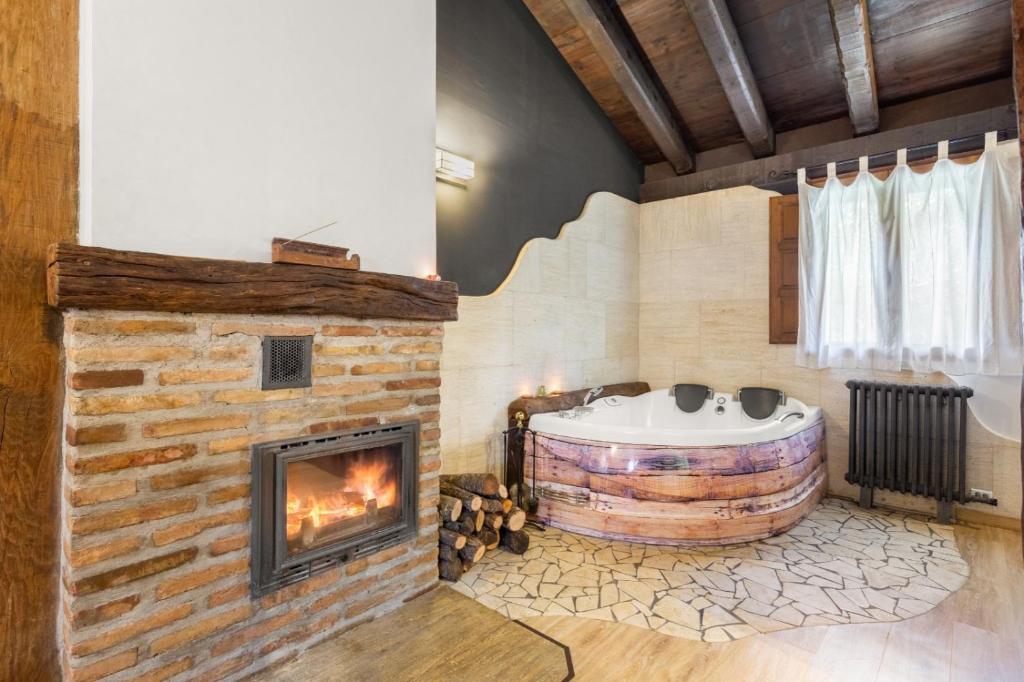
[586,445,824,502]
[536,465,827,545]
[532,420,824,477]
[528,419,827,545]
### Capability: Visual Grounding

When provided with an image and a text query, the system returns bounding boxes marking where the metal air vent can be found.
[261,336,313,390]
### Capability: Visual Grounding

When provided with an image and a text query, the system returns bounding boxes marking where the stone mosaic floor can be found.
[449,498,969,643]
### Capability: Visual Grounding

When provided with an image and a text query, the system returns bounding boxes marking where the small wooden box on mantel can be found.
[271,237,360,270]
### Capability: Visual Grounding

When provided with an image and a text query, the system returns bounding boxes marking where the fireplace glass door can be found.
[251,422,418,596]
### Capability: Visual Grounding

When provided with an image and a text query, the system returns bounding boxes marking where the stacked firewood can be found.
[436,473,530,581]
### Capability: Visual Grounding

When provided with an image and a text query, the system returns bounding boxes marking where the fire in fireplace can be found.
[284,444,400,554]
[251,423,419,596]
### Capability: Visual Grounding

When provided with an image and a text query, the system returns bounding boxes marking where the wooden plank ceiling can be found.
[523,0,1012,171]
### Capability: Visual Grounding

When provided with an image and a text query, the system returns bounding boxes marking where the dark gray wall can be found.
[437,0,642,296]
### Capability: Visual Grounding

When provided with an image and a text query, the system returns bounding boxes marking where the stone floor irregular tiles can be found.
[449,498,970,643]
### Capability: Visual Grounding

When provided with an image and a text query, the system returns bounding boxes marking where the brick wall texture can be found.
[60,311,443,681]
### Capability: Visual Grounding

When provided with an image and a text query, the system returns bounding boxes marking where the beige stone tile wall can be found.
[637,186,1022,520]
[60,311,442,681]
[440,192,640,475]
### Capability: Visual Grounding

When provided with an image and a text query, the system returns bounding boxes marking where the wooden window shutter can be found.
[769,194,799,344]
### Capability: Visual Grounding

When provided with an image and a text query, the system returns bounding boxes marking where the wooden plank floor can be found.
[254,586,571,681]
[522,524,1024,681]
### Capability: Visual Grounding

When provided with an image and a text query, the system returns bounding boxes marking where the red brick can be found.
[133,657,193,682]
[207,483,250,506]
[66,536,144,569]
[68,649,138,682]
[69,594,140,629]
[66,480,137,507]
[149,460,249,491]
[321,325,377,336]
[70,496,197,535]
[70,547,198,596]
[209,610,301,657]
[209,532,249,556]
[385,377,440,391]
[155,557,249,599]
[73,603,192,656]
[69,369,144,390]
[69,443,197,475]
[380,326,442,337]
[207,581,250,608]
[152,508,250,546]
[149,604,252,655]
[66,423,127,446]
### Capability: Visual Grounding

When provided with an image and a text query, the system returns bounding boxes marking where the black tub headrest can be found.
[671,384,712,413]
[737,387,786,420]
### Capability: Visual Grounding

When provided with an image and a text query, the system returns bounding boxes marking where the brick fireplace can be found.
[58,310,445,680]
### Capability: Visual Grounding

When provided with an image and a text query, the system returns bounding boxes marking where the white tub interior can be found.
[528,389,823,447]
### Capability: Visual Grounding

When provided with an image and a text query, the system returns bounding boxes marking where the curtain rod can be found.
[798,127,1018,180]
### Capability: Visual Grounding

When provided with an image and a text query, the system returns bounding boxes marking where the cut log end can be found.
[438,495,463,523]
[439,527,467,550]
[503,507,526,532]
[500,529,530,554]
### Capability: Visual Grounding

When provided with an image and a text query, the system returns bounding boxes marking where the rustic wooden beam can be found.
[827,0,880,135]
[0,0,77,677]
[682,0,775,157]
[561,0,694,174]
[47,244,459,321]
[639,104,1017,201]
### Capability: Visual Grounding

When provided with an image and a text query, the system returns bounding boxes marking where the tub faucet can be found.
[582,386,605,406]
[777,411,805,423]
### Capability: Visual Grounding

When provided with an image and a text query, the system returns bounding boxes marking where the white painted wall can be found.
[80,0,436,278]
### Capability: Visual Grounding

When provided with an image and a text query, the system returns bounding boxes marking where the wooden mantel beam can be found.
[47,244,459,321]
[682,0,775,157]
[827,0,880,135]
[561,0,695,174]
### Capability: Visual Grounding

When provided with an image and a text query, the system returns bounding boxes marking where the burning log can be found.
[439,483,482,512]
[440,473,500,497]
[500,529,530,554]
[439,528,467,550]
[502,506,526,532]
[438,495,463,523]
[438,558,463,582]
[483,513,503,531]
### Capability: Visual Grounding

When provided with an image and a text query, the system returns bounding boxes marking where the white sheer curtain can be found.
[797,135,1023,375]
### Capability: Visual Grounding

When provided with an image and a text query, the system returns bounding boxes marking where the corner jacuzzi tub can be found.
[526,389,827,545]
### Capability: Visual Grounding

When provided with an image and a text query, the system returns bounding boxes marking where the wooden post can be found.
[0,0,78,677]
[1013,0,1024,560]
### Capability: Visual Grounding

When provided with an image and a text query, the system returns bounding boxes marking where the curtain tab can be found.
[937,140,949,159]
[896,148,907,166]
[797,167,806,184]
[858,156,868,173]
[985,130,997,150]
[826,162,837,178]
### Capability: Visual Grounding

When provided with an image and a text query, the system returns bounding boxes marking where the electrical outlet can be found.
[970,488,994,502]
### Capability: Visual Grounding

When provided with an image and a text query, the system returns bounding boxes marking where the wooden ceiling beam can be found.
[682,0,775,157]
[827,0,880,135]
[561,0,694,174]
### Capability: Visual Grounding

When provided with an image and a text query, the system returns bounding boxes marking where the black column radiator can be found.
[845,380,994,523]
